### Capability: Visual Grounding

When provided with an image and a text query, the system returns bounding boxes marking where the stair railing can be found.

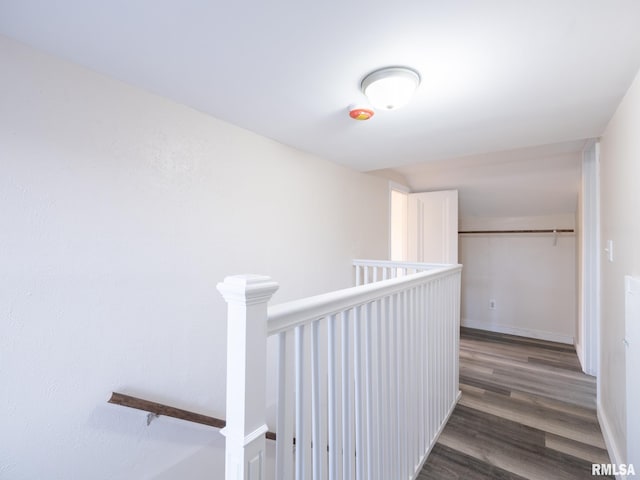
[217,260,462,480]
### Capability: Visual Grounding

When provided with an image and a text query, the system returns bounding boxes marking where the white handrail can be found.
[352,259,449,286]
[352,259,450,269]
[267,265,461,335]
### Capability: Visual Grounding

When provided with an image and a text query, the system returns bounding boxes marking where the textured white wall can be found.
[0,36,388,480]
[599,67,640,464]
[459,215,577,344]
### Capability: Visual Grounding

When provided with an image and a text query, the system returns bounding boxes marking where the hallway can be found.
[419,328,611,479]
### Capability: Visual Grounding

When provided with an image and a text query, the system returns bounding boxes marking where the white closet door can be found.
[407,190,458,264]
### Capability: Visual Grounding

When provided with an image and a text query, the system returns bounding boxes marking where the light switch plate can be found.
[604,239,614,262]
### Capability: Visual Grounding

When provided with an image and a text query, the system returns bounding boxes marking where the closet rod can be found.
[458,229,574,234]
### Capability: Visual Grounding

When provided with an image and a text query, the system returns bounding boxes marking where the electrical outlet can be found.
[489,299,496,310]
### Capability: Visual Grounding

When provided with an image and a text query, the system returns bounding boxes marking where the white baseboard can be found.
[461,318,574,345]
[597,401,626,479]
[575,339,586,373]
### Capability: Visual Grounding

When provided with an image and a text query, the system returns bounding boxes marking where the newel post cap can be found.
[217,274,279,305]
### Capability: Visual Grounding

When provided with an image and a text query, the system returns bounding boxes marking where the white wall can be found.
[0,36,388,480]
[598,67,640,465]
[459,215,576,344]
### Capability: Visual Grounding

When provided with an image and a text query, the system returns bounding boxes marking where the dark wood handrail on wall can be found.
[108,392,277,441]
[458,229,574,234]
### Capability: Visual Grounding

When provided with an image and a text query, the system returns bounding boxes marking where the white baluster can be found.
[446,278,452,408]
[388,294,396,478]
[410,287,417,472]
[311,320,323,480]
[294,325,307,480]
[376,298,385,480]
[438,280,443,428]
[419,285,426,460]
[364,302,374,480]
[327,314,338,480]
[341,310,353,479]
[398,290,407,479]
[276,331,294,480]
[217,275,279,480]
[408,287,417,472]
[354,306,364,480]
[391,294,399,477]
[428,281,435,443]
[455,272,461,400]
[415,287,421,469]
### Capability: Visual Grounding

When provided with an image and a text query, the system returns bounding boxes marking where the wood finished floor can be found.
[418,328,612,480]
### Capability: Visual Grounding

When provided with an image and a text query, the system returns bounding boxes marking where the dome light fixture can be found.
[361,66,421,110]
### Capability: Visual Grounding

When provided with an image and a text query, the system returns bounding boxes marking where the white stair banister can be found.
[218,261,461,480]
[217,274,279,480]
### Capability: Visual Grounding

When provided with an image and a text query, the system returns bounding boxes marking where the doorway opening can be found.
[390,187,408,261]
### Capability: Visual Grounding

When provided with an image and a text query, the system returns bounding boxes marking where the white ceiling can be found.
[379,140,585,217]
[1,1,640,218]
[1,0,640,174]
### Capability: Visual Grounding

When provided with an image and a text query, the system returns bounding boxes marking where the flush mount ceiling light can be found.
[361,66,421,110]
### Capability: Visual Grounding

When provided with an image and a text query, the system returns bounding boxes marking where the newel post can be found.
[217,275,279,480]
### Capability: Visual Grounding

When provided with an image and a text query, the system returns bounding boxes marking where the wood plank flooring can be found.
[418,328,612,480]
